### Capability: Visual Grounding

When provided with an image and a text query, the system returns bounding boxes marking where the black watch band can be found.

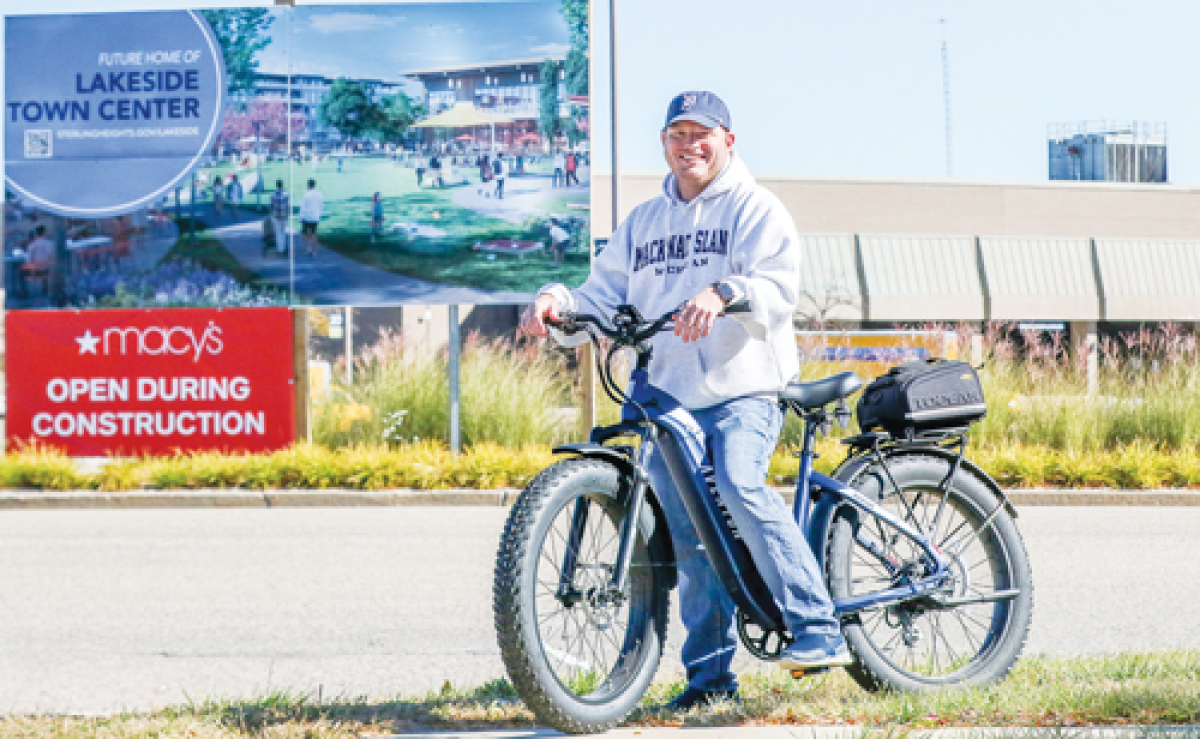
[712,281,736,306]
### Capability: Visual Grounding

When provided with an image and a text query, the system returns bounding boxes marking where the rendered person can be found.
[520,91,850,711]
[24,224,53,265]
[564,150,579,186]
[270,180,290,255]
[299,178,325,257]
[211,175,226,222]
[548,218,570,263]
[370,192,384,244]
[553,149,566,187]
[226,174,243,223]
[493,154,507,200]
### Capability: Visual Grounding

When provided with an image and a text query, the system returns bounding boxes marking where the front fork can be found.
[556,430,655,606]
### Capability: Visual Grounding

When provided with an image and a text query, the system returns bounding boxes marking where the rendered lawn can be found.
[199,156,590,292]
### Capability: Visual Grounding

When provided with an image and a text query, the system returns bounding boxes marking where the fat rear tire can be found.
[828,454,1033,691]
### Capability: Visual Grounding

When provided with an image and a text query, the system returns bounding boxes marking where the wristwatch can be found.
[712,281,737,307]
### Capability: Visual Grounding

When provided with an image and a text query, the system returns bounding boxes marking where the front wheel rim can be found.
[530,492,655,703]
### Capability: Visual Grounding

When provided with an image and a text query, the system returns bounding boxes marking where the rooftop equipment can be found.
[1048,121,1168,183]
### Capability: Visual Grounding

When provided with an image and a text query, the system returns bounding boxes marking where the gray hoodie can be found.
[540,153,800,410]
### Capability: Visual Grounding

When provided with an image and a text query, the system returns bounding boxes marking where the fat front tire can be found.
[493,459,669,733]
[828,454,1033,692]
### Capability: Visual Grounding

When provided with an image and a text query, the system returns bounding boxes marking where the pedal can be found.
[789,666,831,679]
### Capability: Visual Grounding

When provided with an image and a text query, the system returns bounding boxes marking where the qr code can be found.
[24,129,52,158]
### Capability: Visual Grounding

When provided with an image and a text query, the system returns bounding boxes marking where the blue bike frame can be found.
[573,364,954,635]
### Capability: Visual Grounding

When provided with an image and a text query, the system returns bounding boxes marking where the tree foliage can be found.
[376,92,426,144]
[537,60,562,142]
[318,78,381,139]
[200,9,274,100]
[218,99,303,146]
[560,0,588,96]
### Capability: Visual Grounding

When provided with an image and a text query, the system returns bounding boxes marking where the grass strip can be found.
[4,439,1200,492]
[5,651,1200,736]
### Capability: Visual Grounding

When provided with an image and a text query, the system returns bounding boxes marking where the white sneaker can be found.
[779,643,854,671]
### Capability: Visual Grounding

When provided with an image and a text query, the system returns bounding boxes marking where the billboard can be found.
[4,3,590,310]
[6,307,296,454]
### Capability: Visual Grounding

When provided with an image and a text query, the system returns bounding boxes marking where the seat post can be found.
[792,409,822,525]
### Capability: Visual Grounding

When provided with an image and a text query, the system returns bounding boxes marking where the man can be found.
[548,217,570,263]
[415,149,427,188]
[226,174,243,223]
[270,180,290,255]
[552,149,566,187]
[564,150,579,187]
[22,224,55,295]
[520,91,850,711]
[299,178,324,257]
[370,191,384,244]
[493,154,507,200]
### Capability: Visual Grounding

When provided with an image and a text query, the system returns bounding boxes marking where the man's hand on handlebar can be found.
[519,293,560,338]
[675,285,725,343]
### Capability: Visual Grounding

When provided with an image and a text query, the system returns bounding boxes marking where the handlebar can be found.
[542,299,753,417]
[545,299,751,347]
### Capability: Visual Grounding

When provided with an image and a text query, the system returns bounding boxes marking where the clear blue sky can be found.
[5,0,1200,183]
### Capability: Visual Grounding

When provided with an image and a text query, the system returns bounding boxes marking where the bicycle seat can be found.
[779,372,863,410]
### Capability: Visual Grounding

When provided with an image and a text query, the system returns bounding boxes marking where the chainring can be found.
[736,609,792,661]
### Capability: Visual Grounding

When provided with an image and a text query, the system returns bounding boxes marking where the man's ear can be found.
[725,130,736,148]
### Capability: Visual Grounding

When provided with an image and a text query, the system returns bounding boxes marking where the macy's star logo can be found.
[76,330,99,355]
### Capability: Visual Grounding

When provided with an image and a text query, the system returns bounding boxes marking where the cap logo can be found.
[681,94,697,110]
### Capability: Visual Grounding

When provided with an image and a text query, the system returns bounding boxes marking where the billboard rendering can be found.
[4,2,591,310]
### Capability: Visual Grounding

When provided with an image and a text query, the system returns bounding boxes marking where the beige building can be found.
[593,173,1200,328]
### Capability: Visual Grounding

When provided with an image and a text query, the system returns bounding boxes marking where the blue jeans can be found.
[646,396,843,691]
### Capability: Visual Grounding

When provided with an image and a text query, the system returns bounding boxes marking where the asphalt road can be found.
[2,505,1198,715]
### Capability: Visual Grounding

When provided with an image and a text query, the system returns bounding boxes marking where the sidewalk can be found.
[392,726,1200,739]
[209,214,534,305]
[1,486,1196,510]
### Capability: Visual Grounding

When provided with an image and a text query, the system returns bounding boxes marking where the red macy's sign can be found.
[6,307,295,455]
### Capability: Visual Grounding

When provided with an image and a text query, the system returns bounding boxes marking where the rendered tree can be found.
[537,60,562,143]
[560,0,588,97]
[219,99,304,147]
[375,92,426,144]
[199,9,275,101]
[318,78,381,140]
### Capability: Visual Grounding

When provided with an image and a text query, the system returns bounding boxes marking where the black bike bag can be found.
[856,359,987,438]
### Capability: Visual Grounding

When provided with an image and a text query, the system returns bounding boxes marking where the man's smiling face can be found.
[661,120,735,200]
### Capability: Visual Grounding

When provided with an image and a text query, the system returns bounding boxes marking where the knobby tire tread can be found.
[493,459,667,734]
[827,453,1034,693]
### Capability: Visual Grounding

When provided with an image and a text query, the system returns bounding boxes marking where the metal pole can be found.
[189,174,196,242]
[344,305,353,387]
[609,0,620,225]
[448,304,461,454]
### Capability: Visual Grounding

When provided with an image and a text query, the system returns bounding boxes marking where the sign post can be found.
[448,304,461,454]
[293,309,310,444]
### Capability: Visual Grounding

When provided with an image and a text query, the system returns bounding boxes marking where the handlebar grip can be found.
[545,312,580,335]
[724,298,753,314]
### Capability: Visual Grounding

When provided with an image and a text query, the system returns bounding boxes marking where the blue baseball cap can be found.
[663,91,732,131]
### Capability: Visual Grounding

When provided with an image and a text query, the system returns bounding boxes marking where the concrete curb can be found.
[0,486,1197,510]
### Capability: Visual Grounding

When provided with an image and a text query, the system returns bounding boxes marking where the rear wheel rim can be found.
[842,484,1015,682]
